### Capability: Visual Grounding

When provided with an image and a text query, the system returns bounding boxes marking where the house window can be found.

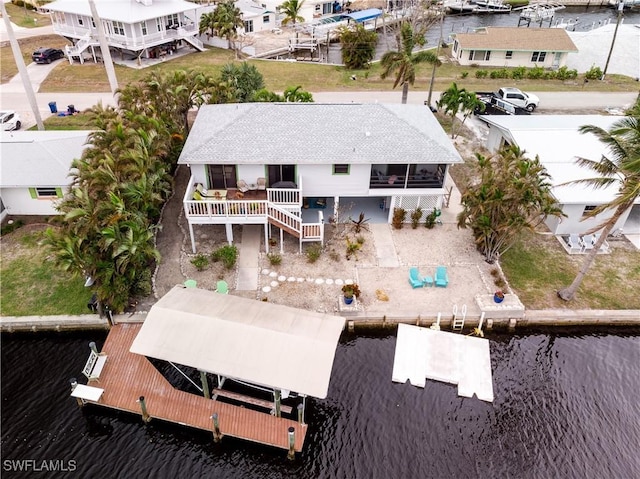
[469,50,490,61]
[333,164,349,175]
[531,51,546,62]
[452,40,458,54]
[91,18,96,28]
[112,21,125,36]
[166,13,179,28]
[322,2,332,14]
[77,16,84,26]
[156,18,163,32]
[30,187,62,199]
[140,21,148,35]
[582,205,597,218]
[244,20,254,33]
[505,50,513,59]
[263,15,270,23]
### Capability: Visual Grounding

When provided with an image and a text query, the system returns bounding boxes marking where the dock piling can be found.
[137,395,151,422]
[274,389,281,418]
[287,427,295,460]
[89,341,98,354]
[211,413,222,443]
[200,370,209,399]
[297,403,304,425]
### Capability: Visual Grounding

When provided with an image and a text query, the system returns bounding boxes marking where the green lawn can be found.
[0,227,92,316]
[500,229,640,310]
[2,3,52,29]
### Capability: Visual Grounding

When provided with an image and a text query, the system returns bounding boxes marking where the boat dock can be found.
[72,323,308,452]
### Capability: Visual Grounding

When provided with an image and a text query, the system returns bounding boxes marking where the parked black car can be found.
[32,48,64,64]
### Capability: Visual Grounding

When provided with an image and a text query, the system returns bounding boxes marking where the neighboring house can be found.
[451,27,578,68]
[480,115,639,241]
[46,0,204,65]
[262,0,346,24]
[237,0,276,34]
[177,103,463,253]
[0,131,92,220]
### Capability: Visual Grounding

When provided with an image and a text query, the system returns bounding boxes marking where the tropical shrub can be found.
[191,253,210,271]
[267,252,282,266]
[392,208,406,229]
[211,244,238,269]
[306,244,322,263]
[410,207,423,229]
[475,70,489,79]
[585,65,603,80]
[339,24,378,69]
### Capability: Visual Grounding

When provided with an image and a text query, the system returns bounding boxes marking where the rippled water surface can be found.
[2,330,640,478]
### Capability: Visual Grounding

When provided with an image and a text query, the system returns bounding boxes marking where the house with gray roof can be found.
[451,27,578,68]
[177,103,463,253]
[46,0,204,66]
[0,131,91,221]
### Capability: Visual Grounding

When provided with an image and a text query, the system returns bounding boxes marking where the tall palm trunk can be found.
[557,203,629,300]
[401,82,409,104]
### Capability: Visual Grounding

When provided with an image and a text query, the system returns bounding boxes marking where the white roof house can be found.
[47,0,205,65]
[130,286,345,399]
[0,131,91,218]
[481,115,639,237]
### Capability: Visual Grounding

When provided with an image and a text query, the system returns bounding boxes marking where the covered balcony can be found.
[369,163,446,189]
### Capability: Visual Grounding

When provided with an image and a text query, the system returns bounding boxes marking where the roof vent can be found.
[365,131,370,137]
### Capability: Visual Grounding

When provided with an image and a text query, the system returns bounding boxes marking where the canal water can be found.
[327,7,640,63]
[2,330,640,478]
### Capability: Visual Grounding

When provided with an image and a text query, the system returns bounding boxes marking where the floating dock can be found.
[73,323,308,451]
[392,324,494,402]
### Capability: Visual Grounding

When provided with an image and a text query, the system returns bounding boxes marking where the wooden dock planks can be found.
[86,323,307,451]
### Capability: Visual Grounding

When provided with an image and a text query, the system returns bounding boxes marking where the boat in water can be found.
[445,0,476,14]
[474,0,512,13]
[608,0,640,8]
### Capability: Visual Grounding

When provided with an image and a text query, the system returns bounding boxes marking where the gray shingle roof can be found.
[1,131,92,187]
[178,103,463,165]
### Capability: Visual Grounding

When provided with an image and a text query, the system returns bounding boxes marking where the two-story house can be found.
[177,103,463,253]
[46,0,204,65]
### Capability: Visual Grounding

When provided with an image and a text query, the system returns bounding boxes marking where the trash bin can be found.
[87,293,98,313]
[48,101,57,114]
[67,104,76,114]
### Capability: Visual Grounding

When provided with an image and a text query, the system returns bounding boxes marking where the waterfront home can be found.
[0,131,91,220]
[451,27,578,69]
[46,0,204,65]
[177,103,463,253]
[481,115,640,248]
[237,0,277,34]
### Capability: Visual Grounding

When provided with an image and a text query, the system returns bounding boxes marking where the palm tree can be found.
[437,83,485,139]
[212,0,243,50]
[380,23,440,104]
[199,11,216,38]
[279,0,305,27]
[557,116,640,301]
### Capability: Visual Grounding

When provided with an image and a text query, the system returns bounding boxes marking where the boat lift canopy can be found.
[130,286,345,399]
[346,8,382,23]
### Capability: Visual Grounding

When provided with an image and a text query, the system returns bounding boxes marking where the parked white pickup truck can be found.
[494,87,540,111]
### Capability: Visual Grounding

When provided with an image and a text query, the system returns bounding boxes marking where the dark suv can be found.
[32,48,64,64]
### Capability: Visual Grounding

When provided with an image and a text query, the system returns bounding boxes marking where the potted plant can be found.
[494,290,505,303]
[342,283,361,305]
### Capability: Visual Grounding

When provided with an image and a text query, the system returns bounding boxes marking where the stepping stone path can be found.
[259,269,354,294]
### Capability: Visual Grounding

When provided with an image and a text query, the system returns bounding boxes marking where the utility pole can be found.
[601,0,624,81]
[88,0,119,95]
[427,7,445,108]
[1,2,44,130]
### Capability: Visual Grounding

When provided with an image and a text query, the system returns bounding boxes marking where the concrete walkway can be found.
[237,225,261,291]
[370,223,399,267]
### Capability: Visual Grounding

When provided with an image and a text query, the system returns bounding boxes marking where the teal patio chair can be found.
[409,267,425,289]
[215,280,229,294]
[434,266,448,288]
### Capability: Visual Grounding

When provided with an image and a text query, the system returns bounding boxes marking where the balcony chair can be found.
[434,266,449,288]
[256,177,266,190]
[237,180,249,193]
[567,234,582,252]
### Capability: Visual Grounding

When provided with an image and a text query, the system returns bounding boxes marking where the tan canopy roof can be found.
[130,286,345,399]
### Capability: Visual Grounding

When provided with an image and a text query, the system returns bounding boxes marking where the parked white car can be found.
[1,110,22,131]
